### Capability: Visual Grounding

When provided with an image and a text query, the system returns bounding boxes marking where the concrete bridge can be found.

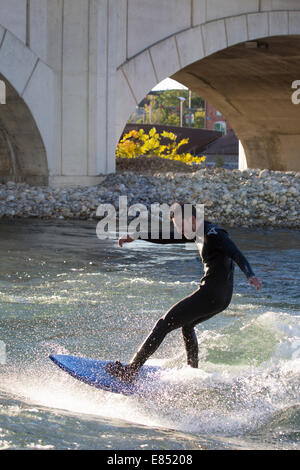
[0,0,300,186]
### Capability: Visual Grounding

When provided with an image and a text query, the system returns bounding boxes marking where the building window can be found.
[214,121,226,134]
[216,110,222,116]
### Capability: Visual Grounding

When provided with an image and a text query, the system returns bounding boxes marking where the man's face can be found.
[172,214,196,236]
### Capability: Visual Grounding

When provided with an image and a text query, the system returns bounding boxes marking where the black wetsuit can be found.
[130,220,255,369]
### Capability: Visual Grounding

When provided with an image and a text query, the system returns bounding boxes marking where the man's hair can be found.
[170,203,197,220]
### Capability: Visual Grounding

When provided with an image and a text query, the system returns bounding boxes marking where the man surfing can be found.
[106,203,262,382]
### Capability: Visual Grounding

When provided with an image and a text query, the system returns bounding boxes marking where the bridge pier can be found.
[0,0,118,187]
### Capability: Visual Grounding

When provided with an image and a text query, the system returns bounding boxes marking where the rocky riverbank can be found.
[0,166,299,228]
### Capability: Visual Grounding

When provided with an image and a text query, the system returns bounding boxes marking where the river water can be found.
[0,219,299,450]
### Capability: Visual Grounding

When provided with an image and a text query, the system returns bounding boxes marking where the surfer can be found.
[106,203,262,382]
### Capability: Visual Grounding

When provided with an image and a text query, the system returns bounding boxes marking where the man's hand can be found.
[118,234,134,247]
[248,276,262,291]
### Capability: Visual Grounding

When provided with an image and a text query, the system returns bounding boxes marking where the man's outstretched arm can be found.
[210,229,262,290]
[118,229,195,247]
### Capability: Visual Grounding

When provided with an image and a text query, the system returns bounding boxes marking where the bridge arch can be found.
[0,27,59,184]
[0,72,48,184]
[116,11,300,171]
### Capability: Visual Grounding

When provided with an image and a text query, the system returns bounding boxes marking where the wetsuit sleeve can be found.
[214,230,255,279]
[131,229,195,244]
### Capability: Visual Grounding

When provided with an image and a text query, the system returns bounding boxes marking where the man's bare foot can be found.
[105,361,139,383]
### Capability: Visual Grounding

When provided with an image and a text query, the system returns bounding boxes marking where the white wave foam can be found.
[0,310,298,439]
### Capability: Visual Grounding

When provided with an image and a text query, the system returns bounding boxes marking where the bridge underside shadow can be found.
[0,74,48,185]
[173,35,300,171]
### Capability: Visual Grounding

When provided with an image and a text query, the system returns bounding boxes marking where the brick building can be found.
[205,102,232,135]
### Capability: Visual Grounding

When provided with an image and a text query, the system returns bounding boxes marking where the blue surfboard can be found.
[49,354,162,396]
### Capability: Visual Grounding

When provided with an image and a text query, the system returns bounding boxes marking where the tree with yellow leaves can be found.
[116,128,206,166]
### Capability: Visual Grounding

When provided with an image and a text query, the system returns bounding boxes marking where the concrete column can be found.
[50,0,117,186]
[238,141,247,170]
[29,0,63,72]
[240,134,300,171]
[0,0,27,43]
[92,0,117,175]
[26,0,63,179]
[61,0,89,180]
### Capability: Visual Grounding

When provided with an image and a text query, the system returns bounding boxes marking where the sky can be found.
[151,78,188,91]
